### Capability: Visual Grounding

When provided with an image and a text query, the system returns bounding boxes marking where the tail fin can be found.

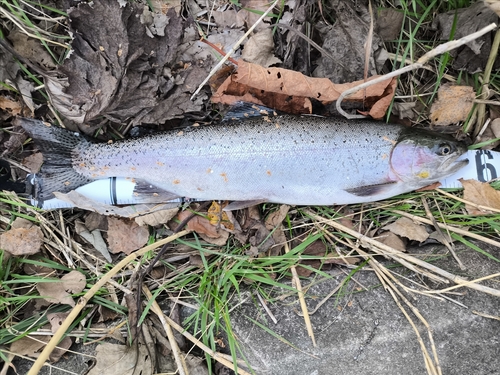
[16,118,93,205]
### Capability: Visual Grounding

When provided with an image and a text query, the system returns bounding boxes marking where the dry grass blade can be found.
[142,286,188,375]
[421,197,464,270]
[356,247,441,375]
[27,230,191,375]
[142,288,252,375]
[474,28,500,136]
[304,210,500,297]
[284,242,316,346]
[392,209,500,249]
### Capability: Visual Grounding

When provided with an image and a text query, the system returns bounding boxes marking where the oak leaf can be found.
[460,178,500,215]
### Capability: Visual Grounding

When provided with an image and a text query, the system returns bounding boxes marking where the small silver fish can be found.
[18,114,468,208]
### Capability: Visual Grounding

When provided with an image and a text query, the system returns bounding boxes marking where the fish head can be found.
[390,129,468,186]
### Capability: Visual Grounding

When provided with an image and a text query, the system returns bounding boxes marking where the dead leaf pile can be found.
[41,1,211,127]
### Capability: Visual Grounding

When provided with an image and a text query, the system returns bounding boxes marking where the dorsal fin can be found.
[222,102,280,122]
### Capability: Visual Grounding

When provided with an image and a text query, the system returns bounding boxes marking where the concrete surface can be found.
[9,243,500,375]
[229,244,500,375]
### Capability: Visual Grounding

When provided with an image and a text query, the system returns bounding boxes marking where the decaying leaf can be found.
[47,312,70,334]
[0,96,21,116]
[429,84,475,125]
[376,231,406,252]
[75,220,112,263]
[135,207,179,226]
[376,8,405,41]
[9,335,72,363]
[382,217,429,242]
[8,30,56,70]
[212,60,396,119]
[45,1,208,126]
[107,217,149,254]
[313,0,383,84]
[295,235,358,277]
[88,342,153,375]
[433,1,500,73]
[264,205,290,255]
[22,152,43,173]
[460,178,500,215]
[0,225,43,256]
[178,210,230,245]
[207,201,234,230]
[36,270,86,307]
[242,29,281,67]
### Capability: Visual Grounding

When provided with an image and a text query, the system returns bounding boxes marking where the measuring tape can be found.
[32,150,500,210]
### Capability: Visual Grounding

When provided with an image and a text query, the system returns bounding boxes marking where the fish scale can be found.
[18,115,468,206]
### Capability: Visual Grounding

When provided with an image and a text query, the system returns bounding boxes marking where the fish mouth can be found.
[444,157,469,175]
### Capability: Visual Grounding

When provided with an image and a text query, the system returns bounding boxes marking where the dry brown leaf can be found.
[376,231,406,252]
[242,29,281,67]
[75,220,112,263]
[212,60,397,119]
[36,270,86,307]
[429,84,475,125]
[382,217,429,242]
[9,335,72,362]
[0,226,43,256]
[264,205,290,256]
[460,178,500,215]
[485,0,500,16]
[107,217,149,254]
[22,152,43,173]
[134,207,179,226]
[87,342,153,375]
[0,96,22,116]
[178,211,221,238]
[47,312,70,334]
[265,205,290,230]
[295,235,358,277]
[61,269,87,293]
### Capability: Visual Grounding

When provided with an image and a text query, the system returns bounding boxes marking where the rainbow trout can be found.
[18,114,468,208]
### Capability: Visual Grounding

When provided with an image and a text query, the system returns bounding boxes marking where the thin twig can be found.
[336,23,498,119]
[190,0,280,100]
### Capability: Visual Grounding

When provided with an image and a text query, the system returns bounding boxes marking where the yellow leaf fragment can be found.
[430,84,475,125]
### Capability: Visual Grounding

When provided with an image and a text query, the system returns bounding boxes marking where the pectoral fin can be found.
[345,181,397,197]
[223,199,268,211]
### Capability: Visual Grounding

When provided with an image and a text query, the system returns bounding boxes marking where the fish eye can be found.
[438,143,452,156]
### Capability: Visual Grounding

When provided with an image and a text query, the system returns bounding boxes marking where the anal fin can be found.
[223,199,268,211]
